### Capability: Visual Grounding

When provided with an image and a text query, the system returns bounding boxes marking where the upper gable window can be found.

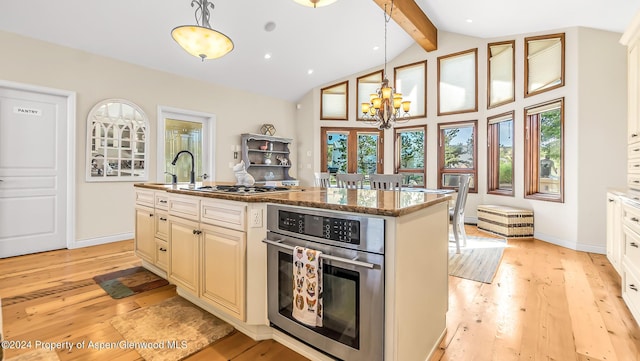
[438,49,478,115]
[525,33,565,97]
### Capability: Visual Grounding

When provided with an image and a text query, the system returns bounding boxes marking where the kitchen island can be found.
[134,183,451,361]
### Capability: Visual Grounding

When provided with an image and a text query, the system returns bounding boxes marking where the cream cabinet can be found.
[201,223,246,320]
[168,215,200,294]
[134,205,155,263]
[606,192,623,274]
[622,11,640,189]
[622,199,640,323]
[134,189,168,272]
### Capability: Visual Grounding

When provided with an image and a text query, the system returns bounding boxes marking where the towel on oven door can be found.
[292,246,323,327]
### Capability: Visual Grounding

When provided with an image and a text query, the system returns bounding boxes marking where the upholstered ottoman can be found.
[477,205,534,238]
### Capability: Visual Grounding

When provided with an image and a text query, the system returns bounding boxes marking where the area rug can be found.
[110,296,235,361]
[93,266,169,299]
[448,233,507,284]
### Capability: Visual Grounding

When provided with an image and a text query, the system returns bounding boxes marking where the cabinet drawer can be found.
[155,193,169,210]
[156,238,168,270]
[168,195,200,220]
[623,264,640,323]
[623,202,640,235]
[201,199,246,231]
[629,174,640,190]
[135,189,155,207]
[624,225,640,264]
[155,211,169,240]
[629,143,640,159]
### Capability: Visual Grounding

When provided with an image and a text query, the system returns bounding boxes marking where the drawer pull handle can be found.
[632,217,640,222]
[149,213,154,217]
[159,247,167,252]
[633,134,639,138]
[631,284,639,292]
[192,230,202,235]
[159,217,167,221]
[608,199,615,202]
[631,242,639,248]
[159,200,168,203]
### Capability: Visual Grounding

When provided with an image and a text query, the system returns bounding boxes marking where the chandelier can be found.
[171,0,234,61]
[293,0,337,8]
[361,0,410,130]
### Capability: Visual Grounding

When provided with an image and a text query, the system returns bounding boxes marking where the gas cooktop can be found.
[188,185,297,195]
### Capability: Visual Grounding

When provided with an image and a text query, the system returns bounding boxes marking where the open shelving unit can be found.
[241,133,297,185]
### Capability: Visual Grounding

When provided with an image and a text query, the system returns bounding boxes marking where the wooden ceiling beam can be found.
[372,0,438,52]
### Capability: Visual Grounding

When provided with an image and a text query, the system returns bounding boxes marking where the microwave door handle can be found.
[262,239,376,269]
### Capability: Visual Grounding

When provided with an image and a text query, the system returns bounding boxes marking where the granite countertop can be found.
[134,183,452,217]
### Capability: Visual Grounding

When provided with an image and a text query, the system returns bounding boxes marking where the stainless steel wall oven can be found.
[265,204,385,361]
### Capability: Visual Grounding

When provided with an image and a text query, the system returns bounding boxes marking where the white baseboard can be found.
[533,231,606,254]
[68,232,133,249]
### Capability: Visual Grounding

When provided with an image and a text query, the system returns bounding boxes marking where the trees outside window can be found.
[438,121,478,192]
[487,112,514,195]
[394,125,426,187]
[524,98,564,202]
[321,127,384,180]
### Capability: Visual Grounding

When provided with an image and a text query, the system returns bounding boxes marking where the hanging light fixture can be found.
[293,0,337,8]
[361,0,410,130]
[172,0,234,61]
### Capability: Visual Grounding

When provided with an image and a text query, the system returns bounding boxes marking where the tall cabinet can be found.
[241,133,297,185]
[618,10,640,325]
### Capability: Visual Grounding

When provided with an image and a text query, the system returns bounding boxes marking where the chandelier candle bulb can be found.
[361,103,371,114]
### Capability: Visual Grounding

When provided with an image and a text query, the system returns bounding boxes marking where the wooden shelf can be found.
[241,133,296,185]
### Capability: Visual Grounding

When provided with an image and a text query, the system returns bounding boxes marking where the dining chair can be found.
[335,173,364,189]
[369,174,403,191]
[314,172,331,187]
[450,174,471,254]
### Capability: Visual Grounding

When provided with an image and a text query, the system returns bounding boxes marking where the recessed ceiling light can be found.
[307,69,314,75]
[264,21,276,32]
[466,18,473,23]
[373,46,380,51]
[264,53,272,59]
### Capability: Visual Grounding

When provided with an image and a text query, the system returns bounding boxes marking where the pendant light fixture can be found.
[293,0,337,8]
[172,0,234,61]
[361,0,410,130]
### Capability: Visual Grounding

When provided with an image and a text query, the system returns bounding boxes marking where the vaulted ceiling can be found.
[0,0,637,102]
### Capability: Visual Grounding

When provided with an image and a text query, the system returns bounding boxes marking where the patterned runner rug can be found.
[448,234,507,283]
[93,266,168,299]
[110,296,235,361]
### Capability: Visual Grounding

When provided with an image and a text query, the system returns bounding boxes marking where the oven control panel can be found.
[278,210,360,244]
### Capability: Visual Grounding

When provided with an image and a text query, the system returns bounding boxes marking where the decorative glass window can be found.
[525,33,565,97]
[488,41,515,108]
[357,70,383,121]
[437,120,478,192]
[394,125,426,187]
[321,81,348,120]
[394,60,427,118]
[524,98,564,202]
[487,112,514,195]
[86,99,149,181]
[438,49,478,115]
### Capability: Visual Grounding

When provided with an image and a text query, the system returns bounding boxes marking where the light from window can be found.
[525,98,564,202]
[438,121,478,191]
[394,125,426,187]
[438,49,478,115]
[487,112,514,195]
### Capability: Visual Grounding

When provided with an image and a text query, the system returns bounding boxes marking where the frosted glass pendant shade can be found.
[172,25,234,60]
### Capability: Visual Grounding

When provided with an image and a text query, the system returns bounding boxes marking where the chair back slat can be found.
[369,174,403,190]
[314,172,331,187]
[336,173,364,189]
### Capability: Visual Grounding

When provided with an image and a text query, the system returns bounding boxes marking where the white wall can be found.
[296,27,627,252]
[0,31,297,244]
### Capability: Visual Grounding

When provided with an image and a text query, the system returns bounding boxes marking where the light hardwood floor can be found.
[1,227,639,361]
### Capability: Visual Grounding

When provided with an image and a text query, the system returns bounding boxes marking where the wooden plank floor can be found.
[0,241,308,361]
[1,227,640,361]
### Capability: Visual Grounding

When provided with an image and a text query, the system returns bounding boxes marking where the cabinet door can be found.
[606,194,622,274]
[201,223,246,320]
[135,205,155,263]
[155,210,169,240]
[168,216,200,294]
[629,41,640,143]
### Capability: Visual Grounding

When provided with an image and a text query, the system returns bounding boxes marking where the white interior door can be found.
[0,84,72,257]
[157,106,216,183]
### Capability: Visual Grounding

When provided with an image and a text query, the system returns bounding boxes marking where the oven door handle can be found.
[263,239,376,269]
